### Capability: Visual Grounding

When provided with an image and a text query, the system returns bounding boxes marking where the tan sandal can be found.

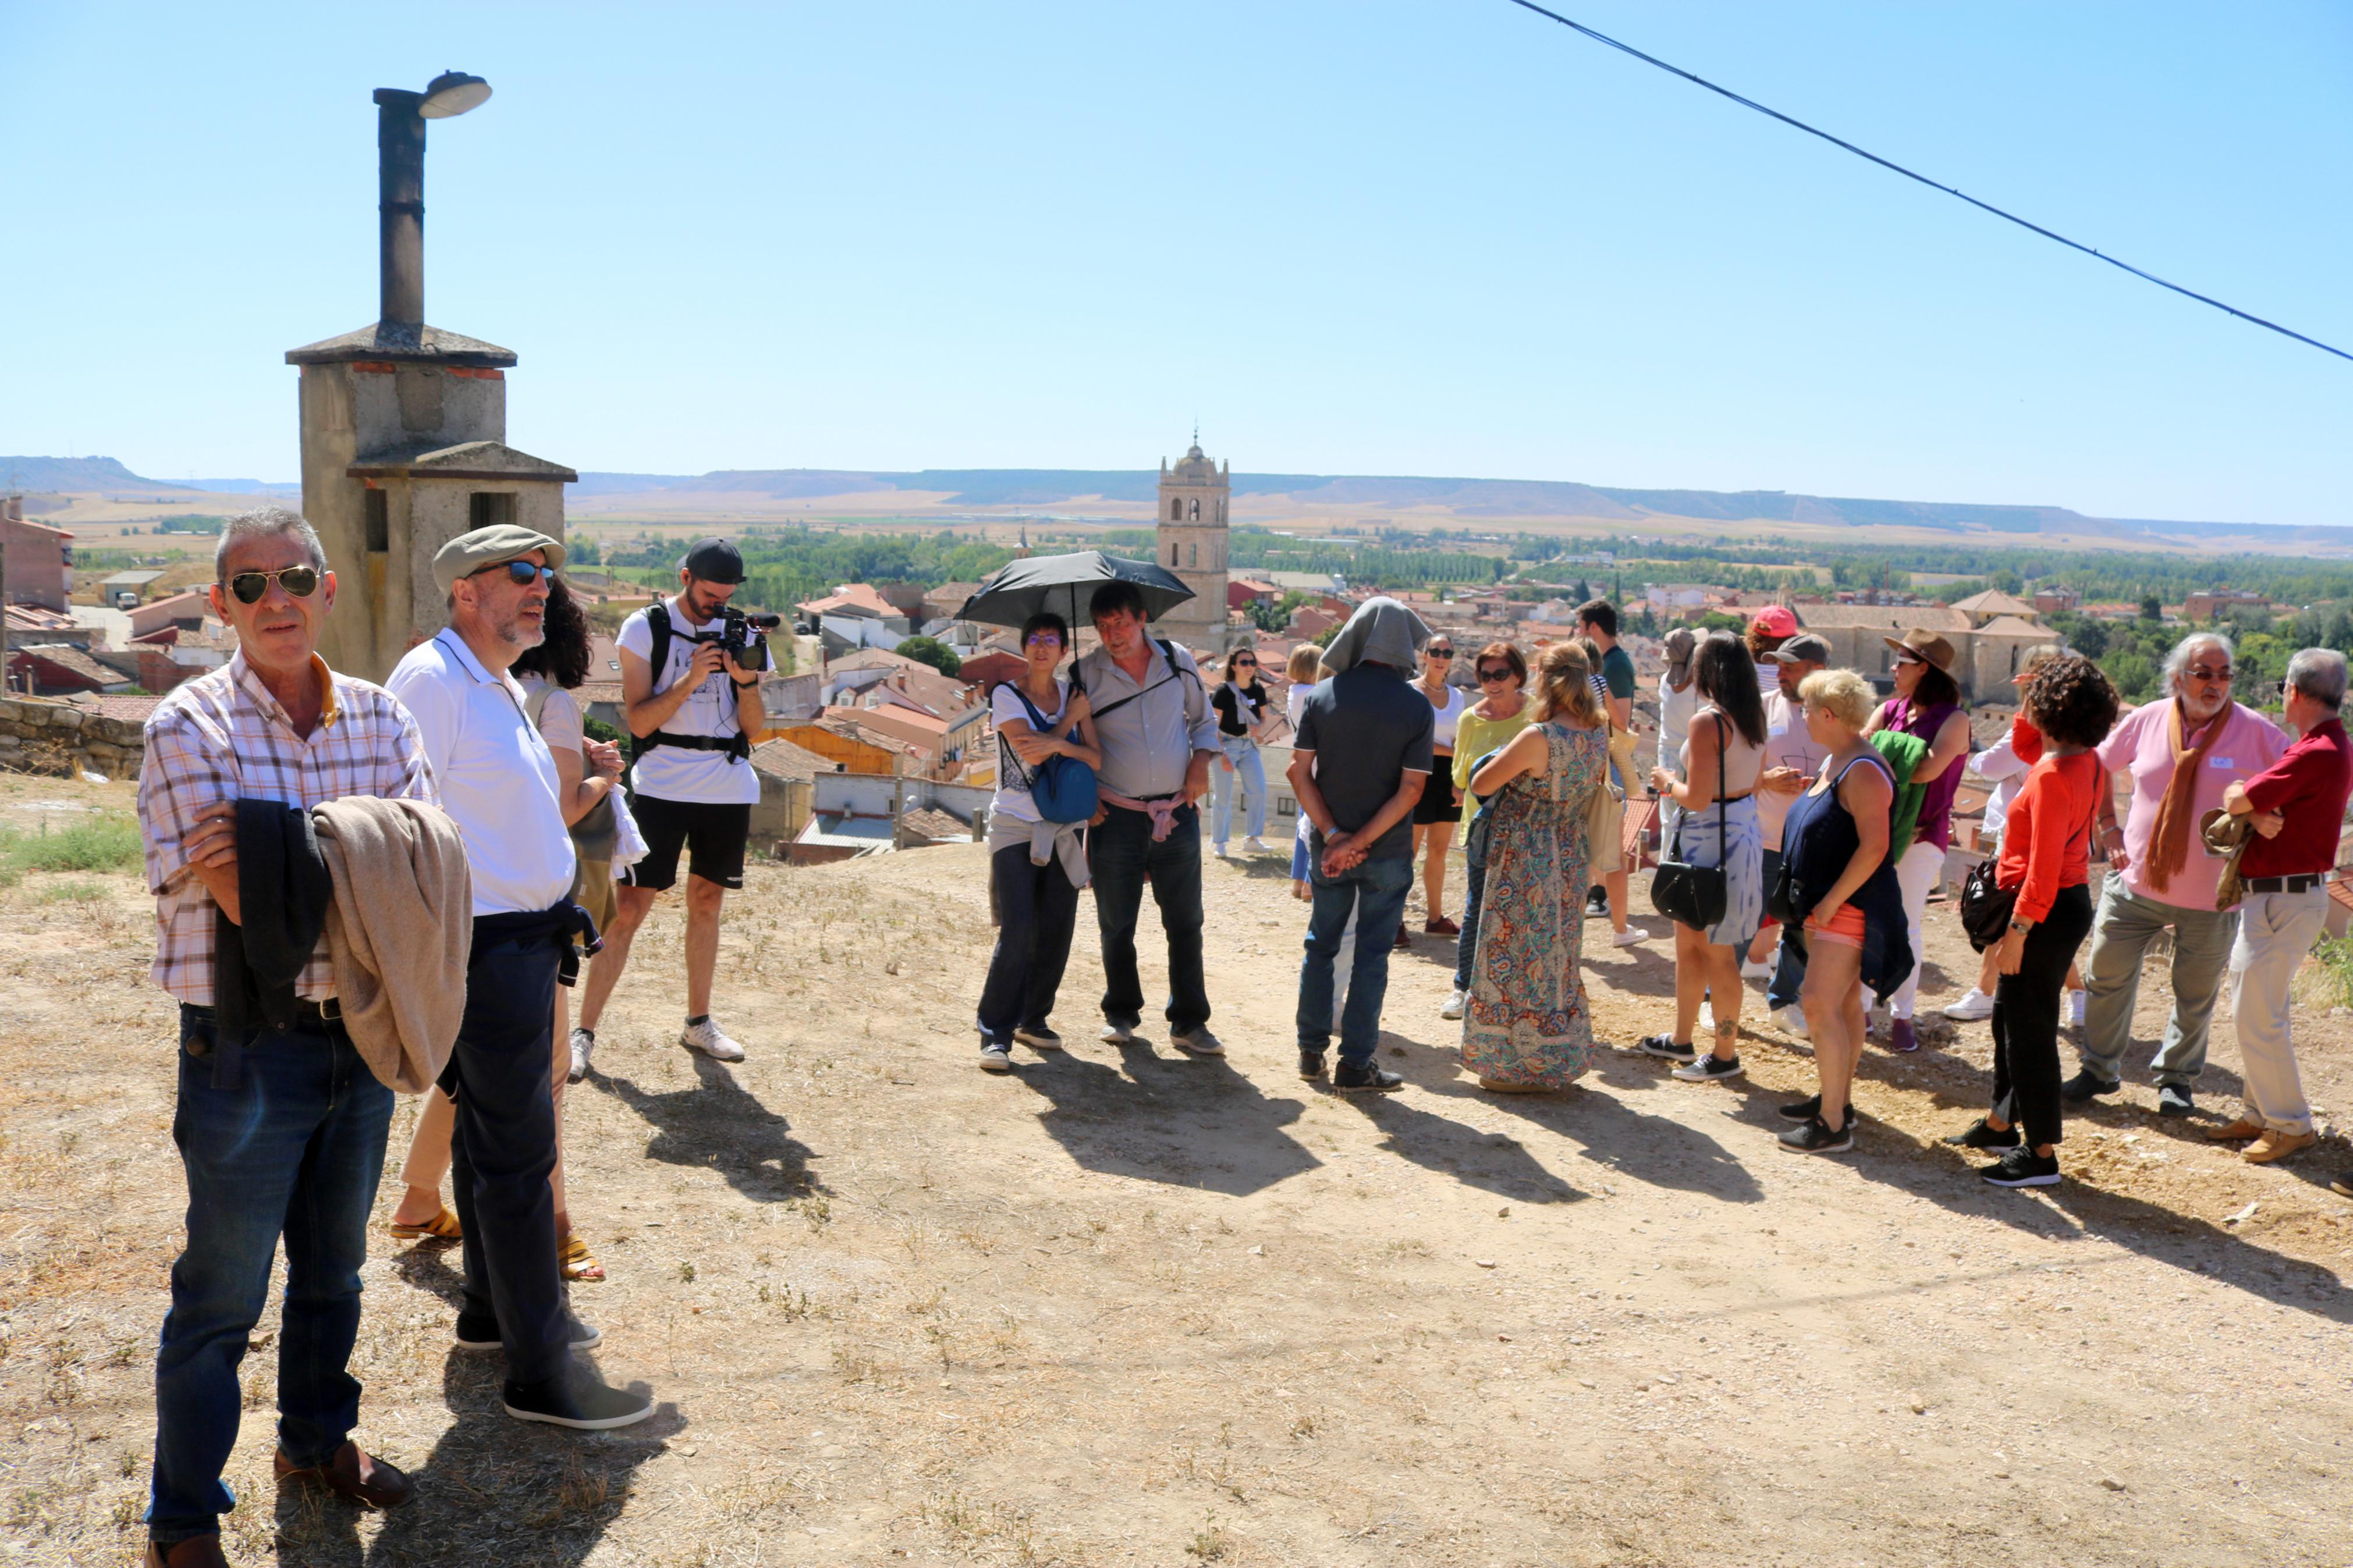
[559,1230,605,1282]
[387,1206,462,1242]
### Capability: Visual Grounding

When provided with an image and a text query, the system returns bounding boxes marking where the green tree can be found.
[894,635,961,678]
[2140,594,2164,622]
[1992,569,2024,595]
[2106,652,2156,702]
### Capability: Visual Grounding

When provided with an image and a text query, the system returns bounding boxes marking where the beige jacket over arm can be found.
[312,795,473,1093]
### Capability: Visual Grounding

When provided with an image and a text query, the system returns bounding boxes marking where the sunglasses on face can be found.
[474,560,557,588]
[223,565,320,604]
[1426,647,1454,659]
[1233,657,1257,667]
[2188,664,2233,681]
[1477,667,1514,682]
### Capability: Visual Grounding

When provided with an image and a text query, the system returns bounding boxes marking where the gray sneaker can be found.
[1099,1021,1135,1045]
[1013,1026,1064,1051]
[567,1027,595,1083]
[978,1044,1013,1073]
[1169,1027,1226,1057]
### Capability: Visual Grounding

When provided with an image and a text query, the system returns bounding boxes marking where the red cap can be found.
[1752,606,1798,637]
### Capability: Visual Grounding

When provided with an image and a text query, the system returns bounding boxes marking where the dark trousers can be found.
[1300,852,1415,1066]
[150,1008,392,1547]
[1453,854,1488,992]
[448,932,569,1386]
[978,844,1082,1048]
[1088,802,1210,1036]
[1989,881,2096,1149]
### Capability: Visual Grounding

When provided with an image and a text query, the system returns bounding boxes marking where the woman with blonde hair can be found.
[1460,642,1610,1092]
[1772,668,1908,1154]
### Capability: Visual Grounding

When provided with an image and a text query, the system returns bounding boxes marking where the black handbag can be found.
[1651,714,1730,932]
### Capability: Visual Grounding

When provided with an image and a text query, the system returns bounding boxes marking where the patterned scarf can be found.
[2145,698,2227,895]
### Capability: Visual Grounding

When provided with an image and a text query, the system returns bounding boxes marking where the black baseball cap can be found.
[681,536,746,584]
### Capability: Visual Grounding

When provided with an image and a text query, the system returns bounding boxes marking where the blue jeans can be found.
[1088,802,1211,1035]
[1298,852,1414,1067]
[977,843,1082,1048]
[1453,854,1488,993]
[1211,738,1267,847]
[447,932,569,1386]
[150,1007,393,1548]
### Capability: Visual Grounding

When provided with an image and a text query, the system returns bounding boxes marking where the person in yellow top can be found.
[1442,642,1535,1020]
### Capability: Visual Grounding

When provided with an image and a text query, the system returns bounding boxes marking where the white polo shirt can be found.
[388,628,576,916]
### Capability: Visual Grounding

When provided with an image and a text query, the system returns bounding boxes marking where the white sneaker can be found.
[1212,844,1230,858]
[680,1018,746,1062]
[1440,989,1467,1021]
[1772,1004,1811,1039]
[1740,958,1772,982]
[1243,837,1270,854]
[567,1027,595,1083]
[2067,989,2088,1029]
[1942,988,1996,1022]
[1100,1022,1135,1045]
[1613,926,1651,948]
[1696,999,1715,1033]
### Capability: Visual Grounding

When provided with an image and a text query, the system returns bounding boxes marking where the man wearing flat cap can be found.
[387,524,655,1432]
[572,535,769,1073]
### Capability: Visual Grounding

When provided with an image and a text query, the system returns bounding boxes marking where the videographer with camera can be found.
[573,536,772,1071]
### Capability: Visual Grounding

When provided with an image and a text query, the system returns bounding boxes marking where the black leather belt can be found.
[184,997,342,1027]
[2242,874,2325,894]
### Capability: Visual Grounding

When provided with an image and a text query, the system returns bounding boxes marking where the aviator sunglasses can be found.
[222,565,321,604]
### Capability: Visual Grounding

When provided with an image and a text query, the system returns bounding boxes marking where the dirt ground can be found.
[3,772,2351,1567]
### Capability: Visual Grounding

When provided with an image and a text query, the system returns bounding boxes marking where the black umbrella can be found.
[956,550,1195,632]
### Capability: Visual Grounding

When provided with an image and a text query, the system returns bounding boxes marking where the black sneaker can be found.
[1333,1061,1405,1093]
[1639,1034,1698,1063]
[1979,1147,2061,1187]
[1943,1117,2021,1151]
[1586,886,1611,919]
[502,1368,654,1431]
[1298,1048,1327,1082]
[2156,1084,2195,1117]
[1777,1094,1822,1122]
[1779,1112,1853,1155]
[2060,1069,2118,1103]
[456,1311,601,1352]
[2331,1171,2353,1199]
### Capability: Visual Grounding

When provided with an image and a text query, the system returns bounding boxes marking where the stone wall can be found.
[0,697,145,780]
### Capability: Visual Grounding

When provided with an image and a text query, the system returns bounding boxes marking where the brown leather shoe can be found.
[2204,1117,2264,1142]
[146,1538,229,1568]
[274,1441,415,1509]
[2244,1128,2317,1164]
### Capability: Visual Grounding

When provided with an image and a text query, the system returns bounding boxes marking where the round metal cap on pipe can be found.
[419,71,492,118]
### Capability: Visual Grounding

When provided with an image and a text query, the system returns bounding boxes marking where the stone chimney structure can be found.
[1154,438,1233,651]
[285,80,574,683]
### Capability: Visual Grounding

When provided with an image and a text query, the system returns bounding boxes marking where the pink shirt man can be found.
[2096,698,2287,911]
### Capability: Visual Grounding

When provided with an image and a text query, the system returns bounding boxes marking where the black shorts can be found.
[1412,769,1463,825]
[619,796,751,892]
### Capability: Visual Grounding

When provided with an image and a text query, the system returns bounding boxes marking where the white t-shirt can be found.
[1657,672,1698,776]
[616,600,762,806]
[1757,686,1832,851]
[1421,681,1468,751]
[989,676,1072,826]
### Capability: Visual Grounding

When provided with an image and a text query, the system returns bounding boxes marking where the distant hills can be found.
[10,454,2348,552]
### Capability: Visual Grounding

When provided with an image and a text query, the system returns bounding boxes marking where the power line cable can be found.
[1502,0,2352,365]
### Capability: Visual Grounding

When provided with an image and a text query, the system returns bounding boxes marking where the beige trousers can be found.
[2227,885,2327,1135]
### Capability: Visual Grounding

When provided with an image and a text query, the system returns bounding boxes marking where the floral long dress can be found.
[1461,720,1606,1087]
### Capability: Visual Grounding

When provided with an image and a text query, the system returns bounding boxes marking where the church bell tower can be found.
[1153,436,1232,651]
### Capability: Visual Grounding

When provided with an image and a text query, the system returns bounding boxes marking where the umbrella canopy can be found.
[956,550,1195,633]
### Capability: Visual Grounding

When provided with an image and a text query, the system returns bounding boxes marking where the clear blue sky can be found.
[3,1,2348,524]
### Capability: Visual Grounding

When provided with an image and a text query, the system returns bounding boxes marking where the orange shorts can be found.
[1805,903,1866,950]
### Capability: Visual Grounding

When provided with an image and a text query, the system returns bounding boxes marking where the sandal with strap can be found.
[558,1231,605,1283]
[387,1206,462,1243]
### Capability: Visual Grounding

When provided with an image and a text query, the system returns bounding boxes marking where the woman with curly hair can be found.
[1949,654,2119,1187]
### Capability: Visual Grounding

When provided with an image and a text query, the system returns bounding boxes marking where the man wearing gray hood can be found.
[1289,598,1435,1091]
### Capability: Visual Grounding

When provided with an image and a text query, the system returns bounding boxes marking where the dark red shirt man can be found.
[2235,717,2353,881]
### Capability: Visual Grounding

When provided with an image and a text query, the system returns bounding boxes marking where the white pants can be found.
[2228,886,2328,1135]
[1886,840,1946,1020]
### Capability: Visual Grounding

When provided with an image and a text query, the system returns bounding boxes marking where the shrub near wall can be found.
[0,698,147,780]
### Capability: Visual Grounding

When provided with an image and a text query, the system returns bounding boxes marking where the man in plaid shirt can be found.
[136,507,432,1568]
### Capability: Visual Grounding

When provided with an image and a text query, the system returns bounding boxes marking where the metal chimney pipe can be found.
[372,88,427,348]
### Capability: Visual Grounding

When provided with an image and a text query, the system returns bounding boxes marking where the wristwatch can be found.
[2007,919,2032,933]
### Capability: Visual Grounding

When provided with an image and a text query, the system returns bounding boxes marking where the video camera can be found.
[682,607,783,674]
